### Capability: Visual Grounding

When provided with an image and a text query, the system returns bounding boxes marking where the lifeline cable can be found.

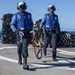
[31,33,42,60]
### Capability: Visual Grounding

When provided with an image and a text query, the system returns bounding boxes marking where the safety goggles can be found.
[20,5,25,9]
[50,7,55,10]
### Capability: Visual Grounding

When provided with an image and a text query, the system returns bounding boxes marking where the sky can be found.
[0,0,75,31]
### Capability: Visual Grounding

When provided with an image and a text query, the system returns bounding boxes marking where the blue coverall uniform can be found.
[40,13,61,58]
[11,11,33,58]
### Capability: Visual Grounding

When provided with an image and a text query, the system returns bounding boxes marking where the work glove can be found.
[30,30,34,34]
[19,31,24,43]
[19,31,24,37]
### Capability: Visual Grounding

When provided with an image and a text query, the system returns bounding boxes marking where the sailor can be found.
[40,5,61,61]
[11,2,33,69]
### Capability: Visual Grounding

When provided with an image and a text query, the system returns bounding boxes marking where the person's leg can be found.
[43,33,50,56]
[51,33,57,61]
[22,38,29,69]
[16,35,22,64]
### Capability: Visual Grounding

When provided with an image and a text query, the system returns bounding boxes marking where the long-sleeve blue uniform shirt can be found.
[40,13,61,33]
[11,11,33,34]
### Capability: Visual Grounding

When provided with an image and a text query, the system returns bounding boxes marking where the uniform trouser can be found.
[43,32,57,58]
[16,34,30,58]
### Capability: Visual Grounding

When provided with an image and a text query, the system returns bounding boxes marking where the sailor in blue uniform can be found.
[40,5,61,61]
[11,2,33,69]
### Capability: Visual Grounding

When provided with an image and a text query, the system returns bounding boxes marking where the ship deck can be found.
[0,43,75,75]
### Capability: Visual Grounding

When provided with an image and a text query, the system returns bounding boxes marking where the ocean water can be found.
[68,31,75,35]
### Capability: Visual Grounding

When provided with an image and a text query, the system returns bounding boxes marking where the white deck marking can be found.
[0,55,17,63]
[58,60,70,63]
[0,46,17,50]
[0,55,75,71]
[31,64,52,67]
[57,49,75,56]
[31,64,75,71]
[0,46,75,56]
[0,46,75,71]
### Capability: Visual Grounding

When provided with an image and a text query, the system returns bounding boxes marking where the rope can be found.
[31,33,42,60]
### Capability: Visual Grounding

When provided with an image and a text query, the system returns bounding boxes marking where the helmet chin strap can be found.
[20,11,25,13]
[50,11,54,14]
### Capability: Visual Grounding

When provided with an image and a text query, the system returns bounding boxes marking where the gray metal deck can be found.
[0,43,75,75]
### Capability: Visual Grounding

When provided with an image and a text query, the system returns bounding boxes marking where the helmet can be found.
[17,2,27,10]
[48,5,56,11]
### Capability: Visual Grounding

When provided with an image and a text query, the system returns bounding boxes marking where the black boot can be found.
[44,51,47,56]
[52,51,57,61]
[18,56,22,64]
[23,58,29,70]
[43,49,47,56]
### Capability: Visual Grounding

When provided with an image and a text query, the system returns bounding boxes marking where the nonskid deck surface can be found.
[0,43,75,75]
